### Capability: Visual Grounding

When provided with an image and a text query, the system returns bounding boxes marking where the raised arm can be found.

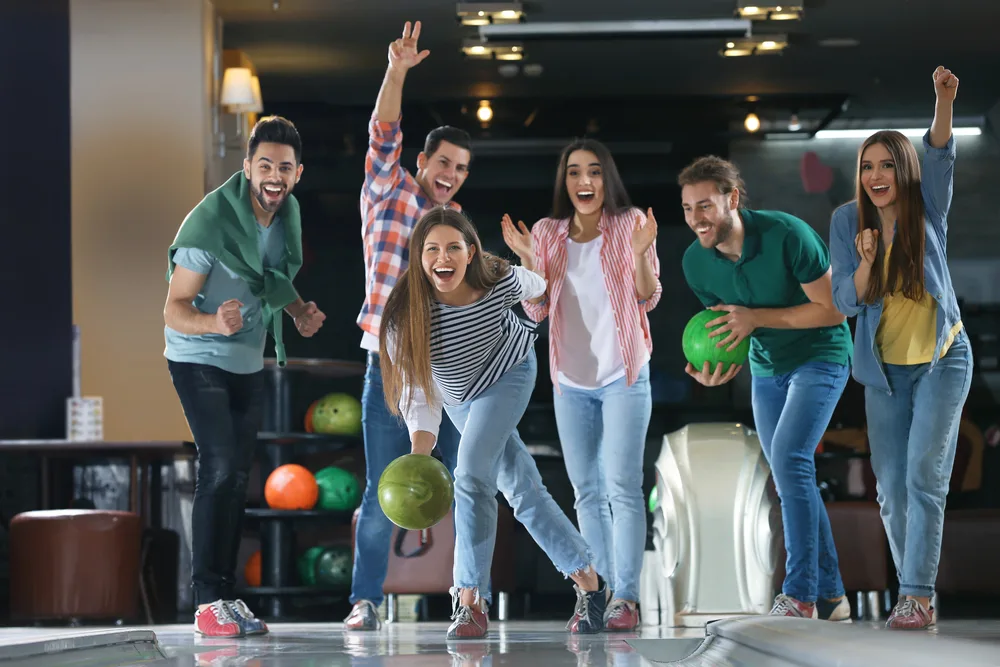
[922,66,959,231]
[364,21,431,200]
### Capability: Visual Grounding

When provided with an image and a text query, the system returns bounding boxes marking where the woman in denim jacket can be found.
[829,66,973,631]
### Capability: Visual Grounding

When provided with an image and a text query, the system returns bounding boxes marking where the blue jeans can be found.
[865,332,973,598]
[552,364,651,602]
[444,349,594,601]
[350,352,462,606]
[752,361,849,603]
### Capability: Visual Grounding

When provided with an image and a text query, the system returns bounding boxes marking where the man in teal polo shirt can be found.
[678,155,853,623]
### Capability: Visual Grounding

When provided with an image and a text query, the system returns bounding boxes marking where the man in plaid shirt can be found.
[345,20,474,631]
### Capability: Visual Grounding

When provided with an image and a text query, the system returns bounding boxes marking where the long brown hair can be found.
[856,131,926,304]
[379,207,511,416]
[551,138,633,219]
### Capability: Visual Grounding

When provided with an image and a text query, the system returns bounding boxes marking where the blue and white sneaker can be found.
[567,575,609,634]
[227,599,269,636]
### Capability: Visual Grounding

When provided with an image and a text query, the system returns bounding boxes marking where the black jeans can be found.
[168,360,265,606]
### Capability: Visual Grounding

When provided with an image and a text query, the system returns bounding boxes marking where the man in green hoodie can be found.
[163,116,325,638]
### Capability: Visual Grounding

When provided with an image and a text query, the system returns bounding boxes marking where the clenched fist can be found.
[295,302,326,338]
[933,66,959,103]
[215,299,243,336]
[855,228,879,266]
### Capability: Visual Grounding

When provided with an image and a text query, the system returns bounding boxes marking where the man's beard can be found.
[703,214,734,247]
[252,181,289,213]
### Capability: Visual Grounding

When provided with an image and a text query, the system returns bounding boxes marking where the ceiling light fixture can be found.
[721,35,788,56]
[479,18,751,41]
[462,39,524,60]
[736,2,803,21]
[744,112,761,133]
[815,127,982,139]
[456,2,524,26]
[477,100,494,123]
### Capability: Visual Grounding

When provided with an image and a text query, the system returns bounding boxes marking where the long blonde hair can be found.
[379,207,510,415]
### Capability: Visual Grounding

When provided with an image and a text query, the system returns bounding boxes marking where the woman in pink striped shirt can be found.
[502,138,661,631]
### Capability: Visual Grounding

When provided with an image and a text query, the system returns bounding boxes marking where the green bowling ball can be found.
[681,309,750,373]
[378,454,454,531]
[315,466,361,511]
[311,392,362,436]
[315,546,352,588]
[297,546,325,586]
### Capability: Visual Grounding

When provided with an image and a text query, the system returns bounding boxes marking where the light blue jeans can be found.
[752,361,849,603]
[553,364,651,602]
[444,349,595,601]
[865,331,973,598]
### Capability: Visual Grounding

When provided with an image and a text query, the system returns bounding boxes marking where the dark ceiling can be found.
[217,0,999,121]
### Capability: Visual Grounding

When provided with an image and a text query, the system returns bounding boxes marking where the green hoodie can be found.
[166,171,303,366]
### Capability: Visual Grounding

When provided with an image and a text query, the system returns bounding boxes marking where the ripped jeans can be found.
[168,360,265,606]
[444,349,594,601]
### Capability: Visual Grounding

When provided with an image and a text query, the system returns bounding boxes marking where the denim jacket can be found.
[829,130,962,394]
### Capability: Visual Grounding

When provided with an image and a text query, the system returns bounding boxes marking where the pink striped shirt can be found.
[522,207,661,390]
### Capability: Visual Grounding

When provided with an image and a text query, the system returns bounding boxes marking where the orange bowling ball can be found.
[244,550,262,587]
[265,464,319,510]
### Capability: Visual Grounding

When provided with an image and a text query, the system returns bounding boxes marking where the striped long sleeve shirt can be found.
[395,266,546,438]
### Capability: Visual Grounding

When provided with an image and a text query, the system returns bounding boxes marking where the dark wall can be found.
[0,1,73,438]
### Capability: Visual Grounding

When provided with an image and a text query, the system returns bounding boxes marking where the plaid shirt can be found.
[357,114,461,343]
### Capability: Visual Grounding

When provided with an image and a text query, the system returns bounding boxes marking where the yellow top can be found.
[876,244,961,365]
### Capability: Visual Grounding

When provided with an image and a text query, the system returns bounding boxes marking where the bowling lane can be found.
[91,622,705,666]
[4,618,1000,666]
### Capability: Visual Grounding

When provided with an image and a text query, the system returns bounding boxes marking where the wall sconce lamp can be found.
[217,67,263,157]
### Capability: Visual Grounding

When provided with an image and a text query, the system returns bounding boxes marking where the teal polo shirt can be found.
[681,208,852,377]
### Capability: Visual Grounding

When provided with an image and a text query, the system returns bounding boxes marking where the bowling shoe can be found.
[194,600,244,638]
[227,599,269,635]
[447,588,489,639]
[817,596,853,623]
[886,598,936,630]
[604,599,640,631]
[344,599,382,631]
[768,594,818,619]
[567,577,610,634]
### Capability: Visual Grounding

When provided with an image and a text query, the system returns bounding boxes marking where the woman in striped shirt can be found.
[502,138,661,631]
[379,206,608,640]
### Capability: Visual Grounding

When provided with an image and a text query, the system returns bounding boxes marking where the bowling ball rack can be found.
[247,358,366,619]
